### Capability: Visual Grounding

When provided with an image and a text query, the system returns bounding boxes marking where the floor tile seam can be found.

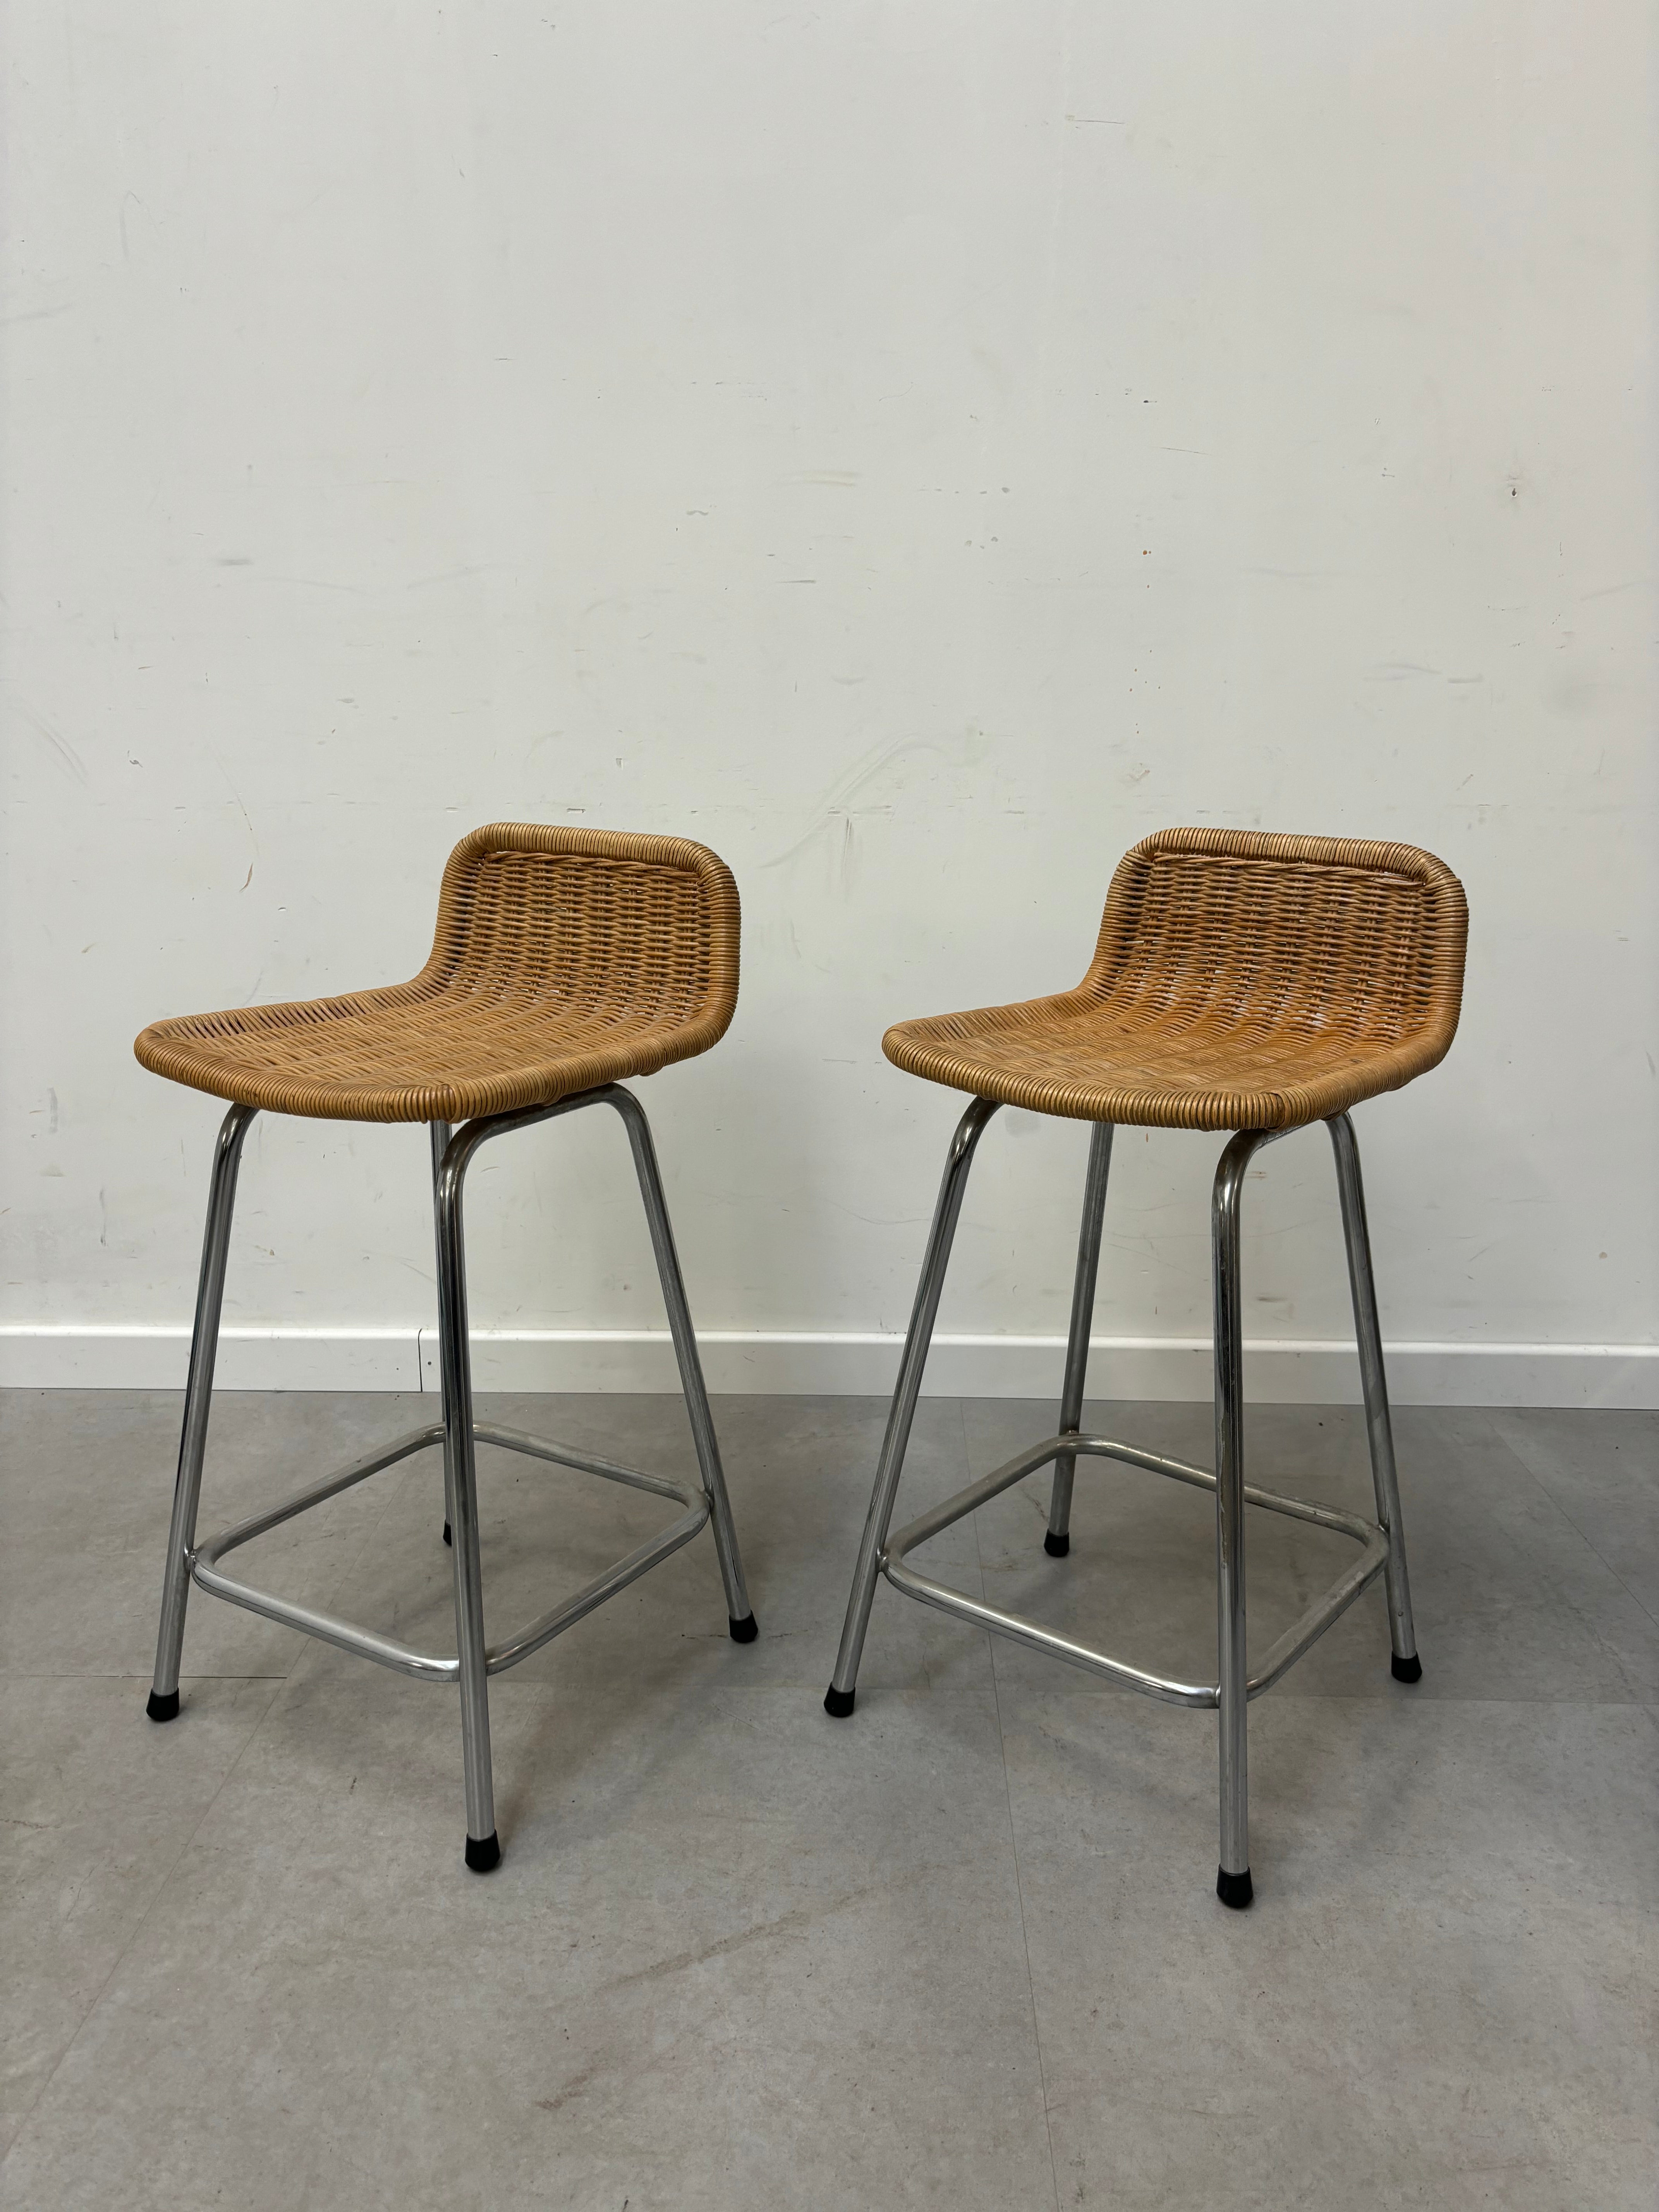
[1263,1683,1659,1708]
[1540,1566,1659,1702]
[0,1671,290,1683]
[1497,1479,1659,1625]
[1496,1462,1659,1631]
[986,1661,1065,2212]
[1486,1407,1654,1495]
[0,1673,285,2175]
[273,1659,1015,1695]
[971,1416,1063,2212]
[991,1677,1659,1711]
[1463,1410,1659,1629]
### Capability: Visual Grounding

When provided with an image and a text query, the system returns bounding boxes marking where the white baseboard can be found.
[1,1324,1654,1407]
[0,1327,421,1392]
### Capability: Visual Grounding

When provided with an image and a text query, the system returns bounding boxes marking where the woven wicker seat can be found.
[884,828,1467,1131]
[827,824,1469,1911]
[135,824,739,1124]
[138,822,755,1875]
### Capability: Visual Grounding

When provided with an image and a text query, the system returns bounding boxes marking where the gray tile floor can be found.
[2,1388,1655,2210]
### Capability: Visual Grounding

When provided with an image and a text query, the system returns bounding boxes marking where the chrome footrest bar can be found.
[828,1103,1420,1904]
[188,1420,711,1686]
[881,1431,1391,1710]
[152,1083,756,1871]
[471,1420,694,1507]
[195,1422,445,1563]
[483,1498,710,1675]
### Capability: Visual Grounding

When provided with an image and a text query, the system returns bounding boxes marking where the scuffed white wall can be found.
[2,5,1654,1392]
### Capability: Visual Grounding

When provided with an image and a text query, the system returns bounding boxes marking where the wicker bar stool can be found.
[137,824,757,1872]
[824,828,1467,1908]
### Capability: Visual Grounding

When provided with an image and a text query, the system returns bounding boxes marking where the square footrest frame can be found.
[190,1420,712,1683]
[881,1431,1391,1708]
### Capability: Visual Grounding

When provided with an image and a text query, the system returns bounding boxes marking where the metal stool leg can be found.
[148,1104,258,1722]
[824,1097,1000,1717]
[147,1083,752,1875]
[1328,1112,1421,1681]
[609,1089,756,1639]
[433,1130,499,1872]
[148,1106,260,1725]
[1212,1129,1262,1908]
[431,1120,457,1551]
[1045,1123,1114,1557]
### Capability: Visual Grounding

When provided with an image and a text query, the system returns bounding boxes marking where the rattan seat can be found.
[884,829,1467,1131]
[135,824,739,1124]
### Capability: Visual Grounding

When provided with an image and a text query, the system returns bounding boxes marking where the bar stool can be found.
[137,824,757,1872]
[824,828,1467,1908]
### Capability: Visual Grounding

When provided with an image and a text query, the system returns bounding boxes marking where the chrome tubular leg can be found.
[825,1097,1001,1716]
[1045,1122,1114,1557]
[1328,1112,1421,1682]
[609,1088,756,1641]
[1212,1128,1262,1908]
[434,1127,499,1872]
[431,1120,455,1549]
[148,1104,258,1721]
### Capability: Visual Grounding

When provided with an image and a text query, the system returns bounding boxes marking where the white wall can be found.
[3,4,1655,1403]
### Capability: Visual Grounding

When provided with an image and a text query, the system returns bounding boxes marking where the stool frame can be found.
[824,1099,1419,1910]
[148,1080,755,1873]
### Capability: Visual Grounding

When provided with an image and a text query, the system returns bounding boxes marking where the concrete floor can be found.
[1,1387,1654,2210]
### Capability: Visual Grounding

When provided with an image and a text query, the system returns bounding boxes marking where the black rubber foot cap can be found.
[464,1831,501,1874]
[1216,1866,1254,1910]
[823,1685,855,1719]
[146,1688,180,1724]
[729,1613,759,1644]
[442,1521,452,1547]
[1391,1651,1423,1683]
[1044,1530,1071,1558]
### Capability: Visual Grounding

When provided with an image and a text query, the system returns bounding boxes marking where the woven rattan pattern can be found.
[884,828,1467,1132]
[135,824,740,1123]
